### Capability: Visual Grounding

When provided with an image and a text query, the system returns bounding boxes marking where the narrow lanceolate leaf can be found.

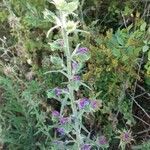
[43,9,57,23]
[63,1,79,13]
[47,89,55,99]
[142,45,149,53]
[148,51,150,61]
[140,22,147,31]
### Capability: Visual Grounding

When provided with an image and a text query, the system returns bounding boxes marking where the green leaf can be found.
[112,48,121,58]
[142,45,149,52]
[116,34,124,46]
[43,9,57,23]
[50,56,64,68]
[148,27,150,34]
[122,55,129,61]
[140,22,147,31]
[0,10,8,22]
[47,89,55,99]
[75,53,90,63]
[51,0,67,10]
[49,40,63,51]
[63,1,79,13]
[70,80,81,91]
[145,76,150,86]
[148,51,150,61]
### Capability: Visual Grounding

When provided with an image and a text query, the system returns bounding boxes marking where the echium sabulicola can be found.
[44,0,105,149]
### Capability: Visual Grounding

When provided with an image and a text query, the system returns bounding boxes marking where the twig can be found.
[134,92,147,98]
[136,128,150,135]
[133,54,144,97]
[133,115,150,127]
[121,12,127,29]
[131,95,150,120]
[137,84,150,97]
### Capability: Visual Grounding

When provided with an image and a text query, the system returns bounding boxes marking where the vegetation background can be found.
[0,0,150,149]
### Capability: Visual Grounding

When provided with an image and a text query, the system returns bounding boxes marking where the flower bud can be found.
[78,98,90,109]
[81,144,91,150]
[3,66,13,76]
[52,0,66,10]
[73,75,81,81]
[99,136,107,145]
[66,21,78,33]
[54,87,62,96]
[76,47,89,54]
[59,117,69,124]
[52,110,60,117]
[56,128,65,135]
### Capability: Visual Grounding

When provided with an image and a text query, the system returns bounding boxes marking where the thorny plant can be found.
[44,0,108,149]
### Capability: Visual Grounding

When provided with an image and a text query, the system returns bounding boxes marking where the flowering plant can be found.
[44,0,106,149]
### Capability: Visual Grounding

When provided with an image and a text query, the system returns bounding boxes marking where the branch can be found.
[44,70,68,78]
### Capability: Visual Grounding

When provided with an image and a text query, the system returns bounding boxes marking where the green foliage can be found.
[82,21,148,133]
[0,0,150,149]
[0,76,53,149]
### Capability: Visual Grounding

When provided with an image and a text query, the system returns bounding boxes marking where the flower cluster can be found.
[99,136,107,145]
[120,130,133,143]
[52,110,60,117]
[52,110,70,135]
[78,98,90,109]
[52,110,69,123]
[78,98,101,110]
[72,61,78,71]
[81,144,91,150]
[76,47,89,54]
[60,117,69,124]
[73,75,81,81]
[57,128,65,135]
[54,87,62,96]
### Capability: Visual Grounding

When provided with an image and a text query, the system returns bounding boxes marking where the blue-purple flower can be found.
[73,75,81,81]
[81,144,91,150]
[72,61,78,70]
[57,128,65,135]
[76,47,89,54]
[78,98,90,109]
[52,110,60,117]
[60,117,69,124]
[54,87,62,96]
[120,130,133,143]
[99,136,107,145]
[91,100,102,110]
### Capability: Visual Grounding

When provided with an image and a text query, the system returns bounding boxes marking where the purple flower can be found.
[91,100,97,109]
[76,47,89,54]
[72,61,78,70]
[124,132,129,139]
[120,131,133,143]
[57,39,64,47]
[60,117,69,124]
[99,136,107,145]
[55,87,62,96]
[57,128,65,135]
[73,75,81,81]
[81,144,91,150]
[78,98,90,109]
[52,110,60,117]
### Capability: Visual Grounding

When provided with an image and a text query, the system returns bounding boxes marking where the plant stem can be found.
[60,12,82,148]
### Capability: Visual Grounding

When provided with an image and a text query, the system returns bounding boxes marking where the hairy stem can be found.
[60,12,82,148]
